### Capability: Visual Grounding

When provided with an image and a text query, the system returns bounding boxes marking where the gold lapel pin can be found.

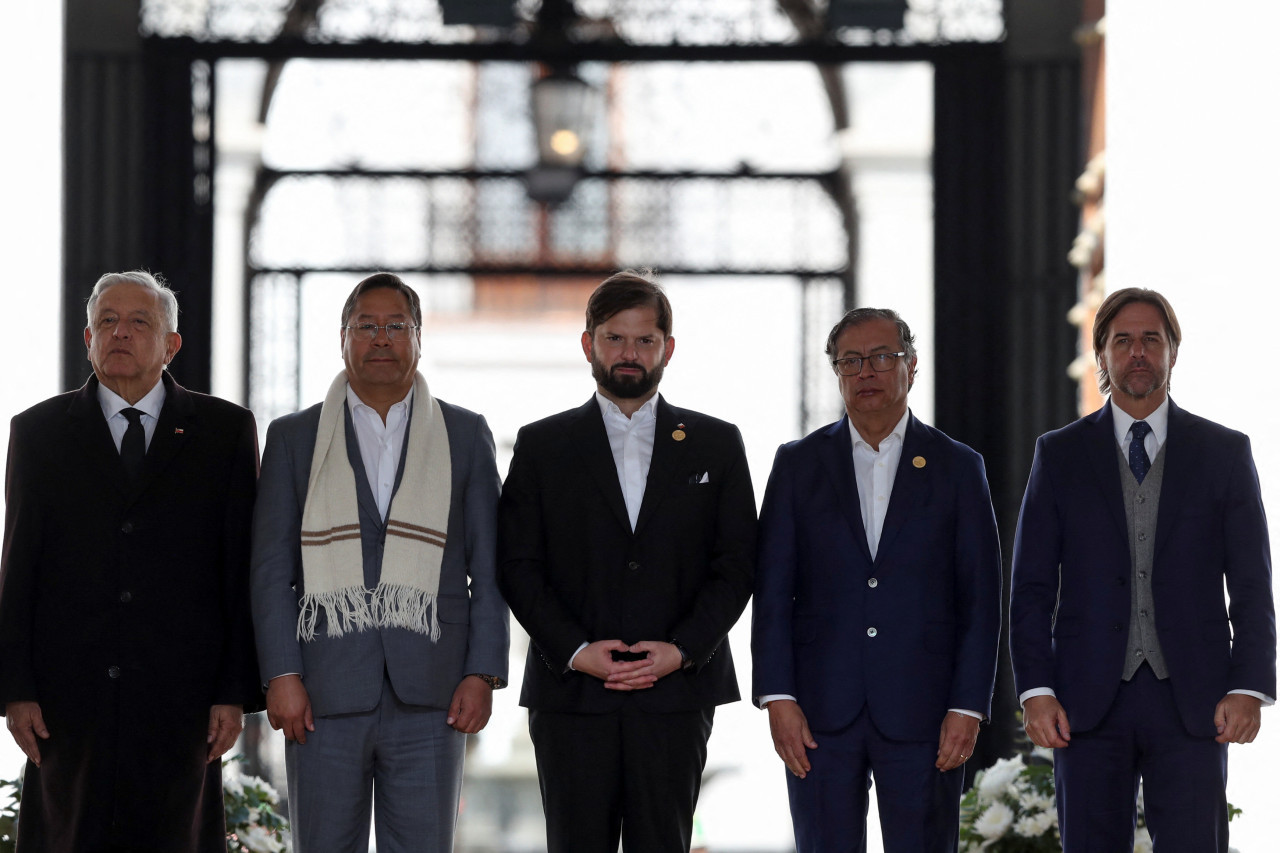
[912,456,926,468]
[673,423,687,441]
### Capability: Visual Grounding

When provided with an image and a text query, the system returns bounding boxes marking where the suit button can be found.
[866,627,878,637]
[867,578,878,588]
[119,591,132,603]
[627,561,640,571]
[1113,624,1123,632]
[107,666,121,679]
[120,521,134,534]
[1117,577,1126,586]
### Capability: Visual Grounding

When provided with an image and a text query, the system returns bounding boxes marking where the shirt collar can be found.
[1110,395,1170,447]
[848,408,911,452]
[595,391,660,423]
[346,383,414,417]
[97,376,166,422]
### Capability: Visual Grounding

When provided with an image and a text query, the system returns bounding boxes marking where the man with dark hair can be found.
[0,270,261,851]
[498,269,757,852]
[752,307,1002,853]
[251,273,509,852]
[1011,287,1275,852]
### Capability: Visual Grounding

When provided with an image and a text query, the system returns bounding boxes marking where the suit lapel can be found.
[1083,403,1129,542]
[821,416,873,564]
[633,397,692,537]
[127,372,194,504]
[875,413,932,566]
[568,398,631,533]
[67,377,125,493]
[1154,399,1191,559]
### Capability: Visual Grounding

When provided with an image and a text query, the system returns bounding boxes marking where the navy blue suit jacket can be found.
[1009,400,1276,737]
[751,412,1002,741]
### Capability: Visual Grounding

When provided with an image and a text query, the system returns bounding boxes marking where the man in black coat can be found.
[0,270,261,852]
[498,271,757,853]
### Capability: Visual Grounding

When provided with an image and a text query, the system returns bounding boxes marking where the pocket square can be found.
[688,471,710,484]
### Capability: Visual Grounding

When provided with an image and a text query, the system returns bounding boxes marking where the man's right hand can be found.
[5,701,50,766]
[266,675,315,744]
[1023,694,1071,748]
[571,639,647,686]
[767,699,817,778]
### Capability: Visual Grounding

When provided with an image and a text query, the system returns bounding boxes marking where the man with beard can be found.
[498,270,757,853]
[1010,288,1275,851]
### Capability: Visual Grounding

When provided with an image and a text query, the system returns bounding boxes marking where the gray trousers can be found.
[285,676,467,853]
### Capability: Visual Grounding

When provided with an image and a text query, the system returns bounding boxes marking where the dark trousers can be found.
[1056,664,1229,853]
[529,702,714,853]
[786,709,964,853]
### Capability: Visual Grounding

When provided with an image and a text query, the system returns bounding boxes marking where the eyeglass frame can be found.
[831,351,908,376]
[342,322,420,342]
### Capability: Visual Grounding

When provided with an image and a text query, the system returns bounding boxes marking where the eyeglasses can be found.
[831,352,907,376]
[343,322,419,342]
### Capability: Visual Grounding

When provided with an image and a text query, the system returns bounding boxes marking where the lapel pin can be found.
[174,428,184,434]
[672,423,687,441]
[912,456,926,468]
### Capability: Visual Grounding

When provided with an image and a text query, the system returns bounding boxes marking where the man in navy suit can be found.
[752,307,1002,852]
[1010,287,1275,851]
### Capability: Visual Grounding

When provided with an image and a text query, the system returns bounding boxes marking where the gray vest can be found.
[1119,443,1168,680]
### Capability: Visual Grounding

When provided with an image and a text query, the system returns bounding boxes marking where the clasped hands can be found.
[572,639,684,690]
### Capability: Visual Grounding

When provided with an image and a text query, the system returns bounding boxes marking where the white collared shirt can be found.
[849,408,910,560]
[596,391,659,532]
[1109,395,1168,460]
[346,384,413,520]
[97,378,166,452]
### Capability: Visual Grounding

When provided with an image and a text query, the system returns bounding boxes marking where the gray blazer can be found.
[250,397,509,716]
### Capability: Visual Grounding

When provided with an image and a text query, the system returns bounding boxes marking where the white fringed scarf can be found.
[297,371,451,642]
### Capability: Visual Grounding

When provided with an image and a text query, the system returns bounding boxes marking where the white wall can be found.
[1108,4,1280,850]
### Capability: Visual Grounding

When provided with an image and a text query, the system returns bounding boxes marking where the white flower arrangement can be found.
[223,757,291,853]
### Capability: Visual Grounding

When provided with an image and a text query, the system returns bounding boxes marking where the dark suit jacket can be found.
[0,372,261,852]
[498,395,757,714]
[1010,399,1276,737]
[250,397,508,716]
[751,412,1002,741]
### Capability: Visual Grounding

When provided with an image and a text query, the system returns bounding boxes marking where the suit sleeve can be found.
[1009,435,1063,698]
[751,444,799,704]
[1222,434,1276,697]
[250,418,307,684]
[947,449,1003,717]
[0,416,41,706]
[666,423,757,668]
[460,414,510,681]
[497,428,591,670]
[213,410,263,709]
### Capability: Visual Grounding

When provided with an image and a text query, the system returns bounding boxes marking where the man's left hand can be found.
[1214,693,1263,744]
[936,711,980,771]
[605,641,684,690]
[447,675,495,733]
[207,704,244,764]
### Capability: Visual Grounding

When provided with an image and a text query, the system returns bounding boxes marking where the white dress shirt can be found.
[346,384,413,521]
[1018,396,1272,706]
[98,378,166,452]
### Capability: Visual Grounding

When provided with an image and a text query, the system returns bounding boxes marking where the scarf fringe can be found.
[371,583,442,642]
[297,586,377,641]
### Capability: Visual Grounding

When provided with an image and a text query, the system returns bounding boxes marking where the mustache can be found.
[610,362,646,375]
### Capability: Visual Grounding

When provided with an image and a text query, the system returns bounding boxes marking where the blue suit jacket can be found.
[751,412,1002,741]
[250,397,509,716]
[1009,400,1276,737]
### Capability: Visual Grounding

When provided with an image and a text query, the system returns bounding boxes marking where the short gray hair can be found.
[824,307,917,363]
[85,270,180,334]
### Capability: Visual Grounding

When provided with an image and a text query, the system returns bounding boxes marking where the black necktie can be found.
[1129,420,1152,484]
[120,408,146,481]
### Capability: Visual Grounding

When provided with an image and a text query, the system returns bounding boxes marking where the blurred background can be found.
[1,1,1278,850]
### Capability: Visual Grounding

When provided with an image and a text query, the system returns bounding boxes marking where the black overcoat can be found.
[0,373,262,852]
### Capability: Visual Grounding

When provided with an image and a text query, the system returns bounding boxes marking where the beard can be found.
[592,356,664,399]
[1113,362,1167,399]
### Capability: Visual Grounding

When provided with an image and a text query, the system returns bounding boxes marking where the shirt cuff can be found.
[948,708,985,721]
[1228,688,1275,706]
[1018,687,1057,707]
[567,641,589,672]
[757,694,796,708]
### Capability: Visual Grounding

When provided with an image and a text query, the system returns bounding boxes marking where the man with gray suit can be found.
[251,273,509,852]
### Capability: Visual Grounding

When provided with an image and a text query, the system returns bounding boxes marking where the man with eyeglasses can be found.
[0,270,261,851]
[250,273,509,852]
[752,307,1002,852]
[1010,288,1275,851]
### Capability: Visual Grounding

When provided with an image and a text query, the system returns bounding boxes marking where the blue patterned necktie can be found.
[1128,420,1152,484]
